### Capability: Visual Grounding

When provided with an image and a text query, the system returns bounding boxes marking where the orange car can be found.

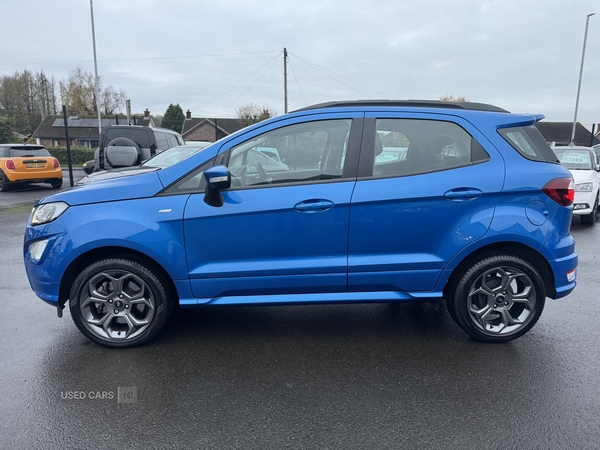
[0,144,62,192]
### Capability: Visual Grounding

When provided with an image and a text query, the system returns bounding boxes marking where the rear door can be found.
[348,113,505,293]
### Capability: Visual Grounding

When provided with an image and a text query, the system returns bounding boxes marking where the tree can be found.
[439,94,470,102]
[0,116,14,143]
[236,103,276,127]
[59,66,126,115]
[161,104,185,133]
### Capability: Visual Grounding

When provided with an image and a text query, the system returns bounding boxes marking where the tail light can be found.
[543,178,574,206]
[5,159,16,170]
[53,158,60,168]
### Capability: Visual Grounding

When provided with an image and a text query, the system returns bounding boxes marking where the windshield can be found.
[553,149,593,170]
[141,146,206,168]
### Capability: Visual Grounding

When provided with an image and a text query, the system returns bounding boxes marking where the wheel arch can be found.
[58,246,179,309]
[443,241,556,300]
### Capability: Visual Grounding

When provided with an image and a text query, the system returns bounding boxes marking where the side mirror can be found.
[203,165,231,207]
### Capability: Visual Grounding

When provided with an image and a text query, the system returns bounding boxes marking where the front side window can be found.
[373,119,489,177]
[224,119,352,187]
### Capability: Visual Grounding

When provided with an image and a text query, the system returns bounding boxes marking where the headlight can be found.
[30,202,69,226]
[575,182,593,192]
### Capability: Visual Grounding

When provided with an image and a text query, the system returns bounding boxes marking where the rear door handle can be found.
[444,188,483,201]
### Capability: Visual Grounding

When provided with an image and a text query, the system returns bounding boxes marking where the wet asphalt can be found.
[1,204,600,449]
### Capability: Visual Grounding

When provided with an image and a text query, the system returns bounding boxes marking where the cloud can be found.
[1,0,598,125]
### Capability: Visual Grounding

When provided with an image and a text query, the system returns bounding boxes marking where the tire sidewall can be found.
[69,258,172,348]
[449,255,546,343]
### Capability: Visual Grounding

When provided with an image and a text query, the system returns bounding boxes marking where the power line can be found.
[217,55,282,116]
[289,52,390,98]
[188,53,282,112]
[0,51,281,67]
[288,58,308,107]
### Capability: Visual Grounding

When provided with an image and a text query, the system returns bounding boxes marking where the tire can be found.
[446,254,545,343]
[69,258,174,348]
[50,179,63,189]
[580,195,598,225]
[0,172,12,192]
[105,137,141,167]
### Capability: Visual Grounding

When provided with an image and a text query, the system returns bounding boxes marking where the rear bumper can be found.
[5,168,62,182]
[550,251,578,299]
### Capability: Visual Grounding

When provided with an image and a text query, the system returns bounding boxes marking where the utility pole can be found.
[90,0,102,135]
[571,12,595,145]
[283,48,288,114]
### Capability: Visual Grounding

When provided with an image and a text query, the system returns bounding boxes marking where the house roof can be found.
[33,114,151,139]
[181,117,244,137]
[535,122,600,147]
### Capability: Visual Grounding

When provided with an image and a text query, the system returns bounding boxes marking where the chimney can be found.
[186,109,192,120]
[144,108,150,118]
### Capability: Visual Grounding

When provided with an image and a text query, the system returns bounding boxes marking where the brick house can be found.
[181,110,245,143]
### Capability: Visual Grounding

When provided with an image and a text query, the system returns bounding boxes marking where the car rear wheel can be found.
[0,172,13,192]
[447,255,545,342]
[69,258,174,348]
[50,179,63,189]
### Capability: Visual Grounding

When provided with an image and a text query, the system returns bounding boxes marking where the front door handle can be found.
[294,199,334,213]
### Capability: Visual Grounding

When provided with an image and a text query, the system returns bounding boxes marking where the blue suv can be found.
[23,101,578,347]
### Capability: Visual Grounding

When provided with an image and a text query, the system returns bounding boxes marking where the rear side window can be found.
[154,132,169,151]
[372,118,489,177]
[498,126,559,163]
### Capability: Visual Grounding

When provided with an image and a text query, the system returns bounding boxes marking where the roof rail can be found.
[294,100,509,113]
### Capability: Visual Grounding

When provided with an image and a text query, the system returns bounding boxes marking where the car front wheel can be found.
[447,255,545,343]
[69,258,174,348]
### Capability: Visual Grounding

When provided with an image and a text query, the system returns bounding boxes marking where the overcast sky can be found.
[1,0,598,128]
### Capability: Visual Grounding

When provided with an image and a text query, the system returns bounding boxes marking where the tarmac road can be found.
[0,168,85,210]
[1,206,599,449]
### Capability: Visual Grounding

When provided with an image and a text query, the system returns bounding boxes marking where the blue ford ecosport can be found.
[23,100,578,347]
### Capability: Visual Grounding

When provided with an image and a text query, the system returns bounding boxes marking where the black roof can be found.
[294,100,509,113]
[33,115,153,140]
[535,122,600,147]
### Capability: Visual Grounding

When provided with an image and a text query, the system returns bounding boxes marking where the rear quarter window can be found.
[498,126,559,163]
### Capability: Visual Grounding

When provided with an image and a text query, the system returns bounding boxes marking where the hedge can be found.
[47,146,95,166]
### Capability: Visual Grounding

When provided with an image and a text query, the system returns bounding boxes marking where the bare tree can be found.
[59,66,126,115]
[439,94,470,102]
[236,103,277,127]
[101,85,127,115]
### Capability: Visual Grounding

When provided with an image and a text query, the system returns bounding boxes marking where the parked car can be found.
[254,146,283,163]
[552,146,600,224]
[76,144,212,185]
[82,125,185,174]
[24,100,578,347]
[0,144,62,191]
